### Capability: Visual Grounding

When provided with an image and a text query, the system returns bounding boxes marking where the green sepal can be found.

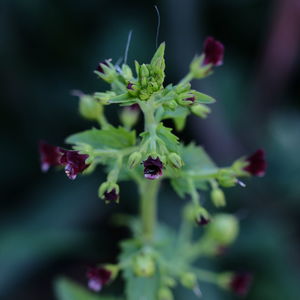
[192,91,216,104]
[108,93,134,104]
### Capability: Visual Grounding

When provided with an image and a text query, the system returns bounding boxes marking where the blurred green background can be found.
[1,0,300,299]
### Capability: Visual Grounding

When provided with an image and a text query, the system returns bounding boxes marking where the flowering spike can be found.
[86,266,112,292]
[143,156,163,180]
[39,141,62,172]
[244,149,266,177]
[59,149,89,180]
[203,37,224,67]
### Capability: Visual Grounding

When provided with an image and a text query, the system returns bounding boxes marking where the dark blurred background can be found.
[1,0,300,299]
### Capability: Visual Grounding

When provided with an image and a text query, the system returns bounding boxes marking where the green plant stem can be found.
[139,179,160,241]
[97,114,109,129]
[179,73,194,86]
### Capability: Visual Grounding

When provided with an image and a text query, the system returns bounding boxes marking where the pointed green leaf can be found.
[66,127,136,150]
[150,42,165,66]
[181,143,217,174]
[156,123,179,153]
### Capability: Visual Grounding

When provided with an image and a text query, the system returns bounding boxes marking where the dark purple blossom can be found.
[196,215,210,226]
[203,37,224,67]
[86,266,112,292]
[59,149,89,180]
[96,60,110,73]
[143,156,163,180]
[39,141,62,172]
[244,149,266,177]
[104,188,119,203]
[185,96,196,104]
[127,82,134,90]
[230,273,252,296]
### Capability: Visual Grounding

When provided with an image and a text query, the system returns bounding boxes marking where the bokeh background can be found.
[1,0,300,299]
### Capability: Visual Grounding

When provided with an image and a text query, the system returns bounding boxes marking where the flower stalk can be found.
[139,179,160,241]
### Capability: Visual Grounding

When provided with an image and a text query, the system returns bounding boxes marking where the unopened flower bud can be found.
[190,104,211,118]
[184,204,210,226]
[128,151,142,168]
[210,188,226,207]
[133,253,156,277]
[168,153,184,169]
[98,182,120,203]
[218,272,252,296]
[207,214,239,245]
[121,64,133,80]
[180,272,197,289]
[195,207,210,226]
[78,94,103,121]
[244,149,266,177]
[120,103,140,129]
[158,288,174,300]
[164,100,177,110]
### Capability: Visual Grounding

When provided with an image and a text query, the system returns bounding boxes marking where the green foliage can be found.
[156,123,179,153]
[170,144,218,197]
[66,127,136,150]
[55,277,117,300]
[180,143,218,174]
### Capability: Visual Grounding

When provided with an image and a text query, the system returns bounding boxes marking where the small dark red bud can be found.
[196,216,210,226]
[185,96,196,103]
[96,60,109,73]
[104,188,119,203]
[127,82,134,90]
[86,266,112,292]
[203,37,224,67]
[230,273,252,296]
[244,149,266,177]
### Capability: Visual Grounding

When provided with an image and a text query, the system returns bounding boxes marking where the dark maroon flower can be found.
[104,188,119,203]
[203,37,224,67]
[96,60,110,73]
[244,149,266,177]
[230,273,252,296]
[39,141,62,172]
[185,96,195,103]
[59,149,89,180]
[127,82,134,90]
[143,156,163,180]
[86,266,112,292]
[196,215,210,226]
